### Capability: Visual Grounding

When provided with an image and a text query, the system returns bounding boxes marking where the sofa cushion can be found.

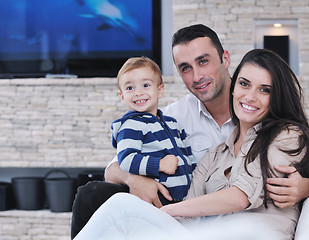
[294,197,309,240]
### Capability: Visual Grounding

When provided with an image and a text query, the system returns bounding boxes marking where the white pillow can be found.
[294,198,309,240]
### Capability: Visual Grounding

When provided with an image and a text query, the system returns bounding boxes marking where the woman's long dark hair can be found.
[229,49,309,207]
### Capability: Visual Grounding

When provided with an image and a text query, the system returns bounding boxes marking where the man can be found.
[71,24,309,239]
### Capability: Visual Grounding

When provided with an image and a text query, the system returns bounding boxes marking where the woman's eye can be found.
[239,81,248,87]
[261,88,271,94]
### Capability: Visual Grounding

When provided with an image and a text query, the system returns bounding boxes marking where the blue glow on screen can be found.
[0,0,152,60]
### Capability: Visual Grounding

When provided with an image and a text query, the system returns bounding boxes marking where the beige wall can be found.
[0,0,308,168]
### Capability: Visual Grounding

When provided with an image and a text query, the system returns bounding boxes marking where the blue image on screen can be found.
[0,0,152,61]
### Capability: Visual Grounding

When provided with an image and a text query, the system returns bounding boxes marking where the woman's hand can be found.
[160,203,176,216]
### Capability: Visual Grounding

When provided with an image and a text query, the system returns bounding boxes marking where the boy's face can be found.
[118,67,164,116]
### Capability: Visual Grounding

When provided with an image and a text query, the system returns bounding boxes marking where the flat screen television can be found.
[0,0,162,78]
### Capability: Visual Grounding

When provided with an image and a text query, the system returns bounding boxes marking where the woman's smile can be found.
[240,102,259,112]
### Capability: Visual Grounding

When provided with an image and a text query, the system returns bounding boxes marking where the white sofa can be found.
[294,197,309,240]
[75,195,309,240]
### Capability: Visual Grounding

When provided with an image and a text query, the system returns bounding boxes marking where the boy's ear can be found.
[158,83,164,99]
[119,91,125,102]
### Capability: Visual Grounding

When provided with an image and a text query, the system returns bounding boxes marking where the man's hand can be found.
[159,155,179,175]
[267,165,309,208]
[105,161,173,207]
[127,174,172,208]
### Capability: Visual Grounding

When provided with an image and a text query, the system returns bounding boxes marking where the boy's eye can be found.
[126,86,133,90]
[144,83,150,88]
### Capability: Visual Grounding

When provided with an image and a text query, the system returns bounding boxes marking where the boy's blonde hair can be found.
[117,57,163,89]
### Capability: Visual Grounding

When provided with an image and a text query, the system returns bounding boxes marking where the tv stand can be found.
[45,74,78,79]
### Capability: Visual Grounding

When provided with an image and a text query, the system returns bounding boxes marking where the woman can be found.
[74,49,309,240]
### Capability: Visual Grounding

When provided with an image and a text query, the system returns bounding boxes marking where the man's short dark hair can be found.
[172,24,224,61]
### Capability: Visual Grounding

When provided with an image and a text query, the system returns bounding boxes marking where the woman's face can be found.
[233,63,272,130]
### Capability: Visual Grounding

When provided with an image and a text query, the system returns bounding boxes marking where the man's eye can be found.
[181,66,191,72]
[199,59,208,65]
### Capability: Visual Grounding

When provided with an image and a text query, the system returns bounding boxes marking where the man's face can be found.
[172,37,230,104]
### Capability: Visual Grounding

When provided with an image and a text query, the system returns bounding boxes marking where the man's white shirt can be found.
[163,93,235,163]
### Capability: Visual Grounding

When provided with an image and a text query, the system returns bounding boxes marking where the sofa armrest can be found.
[294,198,309,240]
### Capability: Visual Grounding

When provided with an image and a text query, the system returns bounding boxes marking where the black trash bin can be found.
[44,169,77,212]
[0,182,15,211]
[12,177,45,210]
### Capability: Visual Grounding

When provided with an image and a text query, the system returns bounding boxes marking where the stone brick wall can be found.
[0,210,70,240]
[0,78,120,168]
[173,0,309,105]
[0,76,185,169]
[0,1,309,239]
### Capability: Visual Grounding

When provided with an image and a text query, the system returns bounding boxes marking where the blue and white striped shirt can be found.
[111,110,196,203]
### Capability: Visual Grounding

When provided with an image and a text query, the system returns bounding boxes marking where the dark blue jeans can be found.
[71,181,129,239]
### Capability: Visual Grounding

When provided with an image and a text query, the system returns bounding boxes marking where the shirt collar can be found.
[198,98,233,126]
[198,99,214,119]
[225,123,262,156]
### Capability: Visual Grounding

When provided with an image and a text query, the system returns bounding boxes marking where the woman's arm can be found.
[164,145,247,218]
[161,186,249,217]
[105,161,172,207]
[265,128,309,207]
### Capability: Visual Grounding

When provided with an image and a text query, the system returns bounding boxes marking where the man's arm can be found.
[104,161,172,208]
[267,165,309,208]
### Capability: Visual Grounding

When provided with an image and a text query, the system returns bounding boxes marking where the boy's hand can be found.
[159,155,179,175]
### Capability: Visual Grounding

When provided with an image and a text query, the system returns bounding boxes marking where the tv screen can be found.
[0,0,161,78]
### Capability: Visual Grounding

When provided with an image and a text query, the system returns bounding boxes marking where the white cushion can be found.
[295,197,309,240]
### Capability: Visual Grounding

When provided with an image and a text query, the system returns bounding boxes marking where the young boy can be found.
[111,56,195,205]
